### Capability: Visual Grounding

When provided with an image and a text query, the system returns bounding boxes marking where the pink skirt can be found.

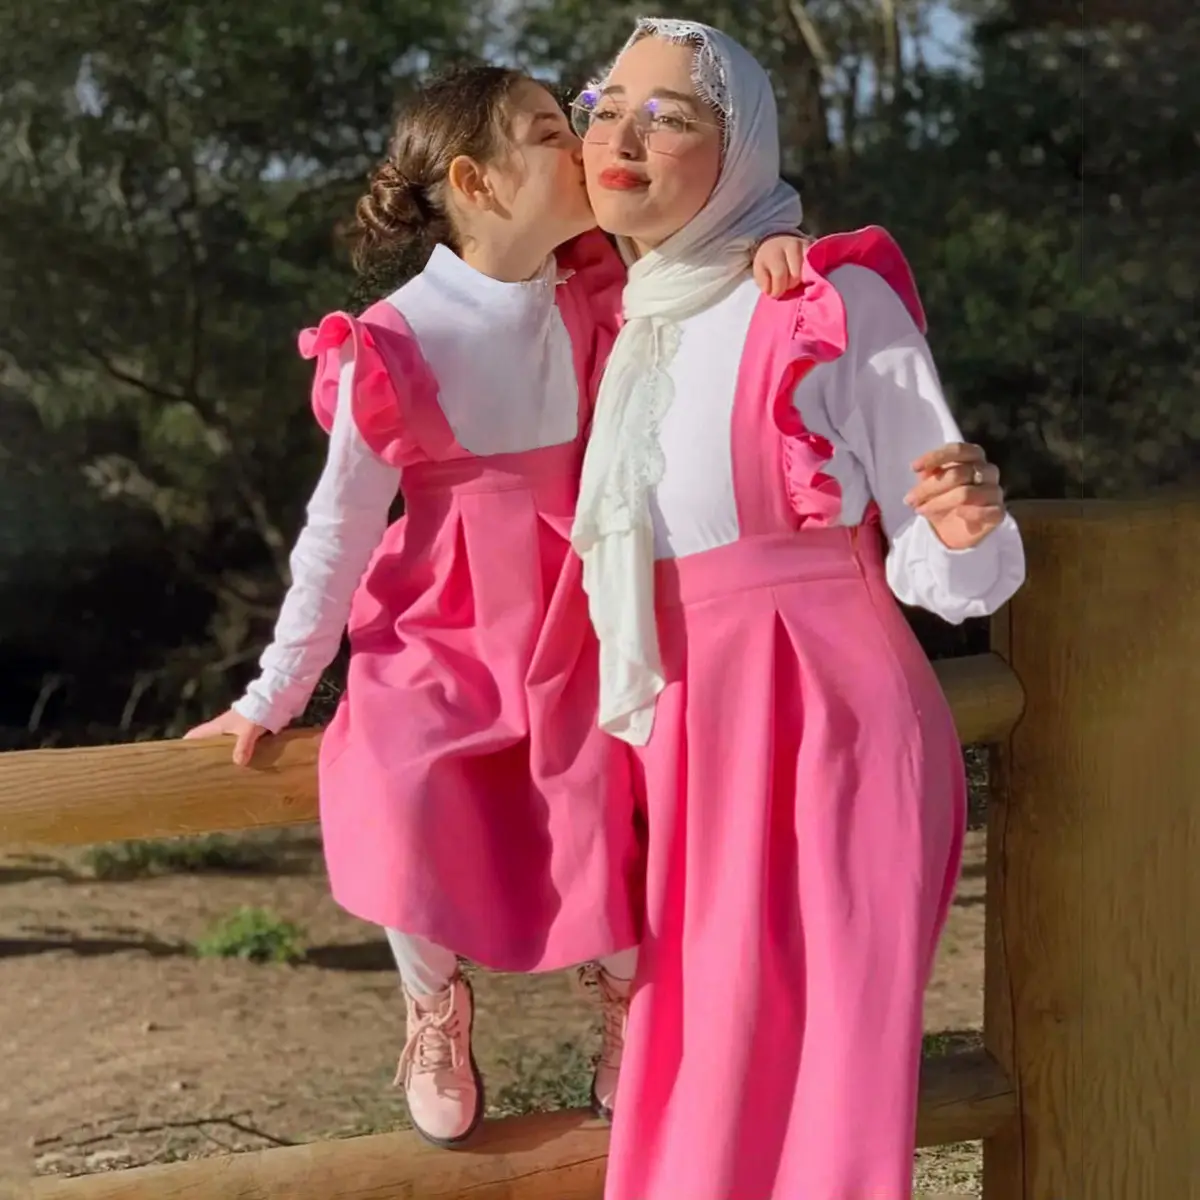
[319,449,642,973]
[606,529,966,1199]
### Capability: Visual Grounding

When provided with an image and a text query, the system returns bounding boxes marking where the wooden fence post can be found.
[984,500,1200,1199]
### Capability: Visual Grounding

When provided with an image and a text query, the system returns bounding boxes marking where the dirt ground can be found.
[0,827,986,1194]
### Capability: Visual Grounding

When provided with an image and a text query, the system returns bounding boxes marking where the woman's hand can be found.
[905,443,1007,551]
[183,709,268,767]
[752,233,810,298]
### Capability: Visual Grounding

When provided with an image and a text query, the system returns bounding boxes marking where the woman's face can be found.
[486,81,596,248]
[581,37,723,254]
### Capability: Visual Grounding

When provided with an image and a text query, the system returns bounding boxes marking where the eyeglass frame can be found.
[568,89,722,149]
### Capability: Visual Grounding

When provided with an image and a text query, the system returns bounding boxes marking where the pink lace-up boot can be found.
[396,974,483,1146]
[579,964,632,1122]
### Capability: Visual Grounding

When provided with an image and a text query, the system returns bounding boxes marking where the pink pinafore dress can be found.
[299,232,641,973]
[604,231,967,1199]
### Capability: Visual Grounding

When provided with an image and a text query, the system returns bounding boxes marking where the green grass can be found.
[82,834,276,880]
[193,906,306,964]
[489,1041,596,1117]
[922,1029,982,1057]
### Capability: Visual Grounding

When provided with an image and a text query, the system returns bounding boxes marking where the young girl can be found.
[571,19,1025,1200]
[185,64,805,1147]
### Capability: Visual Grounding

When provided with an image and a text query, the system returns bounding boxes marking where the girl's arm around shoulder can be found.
[826,264,1026,624]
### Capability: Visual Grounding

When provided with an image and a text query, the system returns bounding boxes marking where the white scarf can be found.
[571,19,804,746]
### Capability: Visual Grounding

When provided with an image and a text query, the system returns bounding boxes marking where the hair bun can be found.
[359,160,429,241]
[373,161,410,194]
[351,63,524,279]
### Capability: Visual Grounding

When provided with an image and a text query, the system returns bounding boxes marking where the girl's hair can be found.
[353,64,527,275]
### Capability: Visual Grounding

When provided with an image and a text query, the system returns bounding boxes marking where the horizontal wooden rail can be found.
[21,1049,1014,1198]
[932,651,1024,744]
[0,653,1023,848]
[0,729,321,846]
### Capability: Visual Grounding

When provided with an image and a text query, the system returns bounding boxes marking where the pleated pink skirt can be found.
[606,528,966,1200]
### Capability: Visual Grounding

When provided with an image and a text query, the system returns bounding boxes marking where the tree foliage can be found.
[0,0,1191,746]
[0,0,491,740]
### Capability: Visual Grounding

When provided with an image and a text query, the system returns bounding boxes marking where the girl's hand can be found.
[905,443,1007,551]
[183,709,267,767]
[752,233,810,298]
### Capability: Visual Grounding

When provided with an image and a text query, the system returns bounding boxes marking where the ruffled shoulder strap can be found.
[298,301,463,468]
[732,225,923,533]
[553,229,626,428]
[795,224,925,354]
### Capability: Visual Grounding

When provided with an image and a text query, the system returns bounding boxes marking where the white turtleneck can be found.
[233,246,579,732]
[396,245,578,454]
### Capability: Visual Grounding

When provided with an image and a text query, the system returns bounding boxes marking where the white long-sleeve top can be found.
[233,245,577,732]
[233,358,399,732]
[236,260,1023,734]
[649,265,1025,616]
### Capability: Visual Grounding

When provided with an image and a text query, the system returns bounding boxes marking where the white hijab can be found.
[570,18,804,746]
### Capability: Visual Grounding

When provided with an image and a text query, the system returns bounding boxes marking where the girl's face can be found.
[580,37,723,254]
[482,81,597,249]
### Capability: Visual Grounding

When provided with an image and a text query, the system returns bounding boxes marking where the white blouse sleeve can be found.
[822,265,1025,624]
[232,355,401,733]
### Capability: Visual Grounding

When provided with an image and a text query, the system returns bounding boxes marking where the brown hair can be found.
[352,64,527,276]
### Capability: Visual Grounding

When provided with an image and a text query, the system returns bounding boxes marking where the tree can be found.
[0,0,491,740]
[838,16,1199,498]
[1,0,1191,744]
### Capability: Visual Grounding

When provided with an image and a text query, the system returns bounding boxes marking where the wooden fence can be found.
[1,499,1195,1199]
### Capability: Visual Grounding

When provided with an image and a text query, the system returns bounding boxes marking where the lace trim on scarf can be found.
[596,321,681,542]
[591,18,733,148]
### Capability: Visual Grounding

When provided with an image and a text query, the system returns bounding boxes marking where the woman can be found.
[184,64,806,1147]
[570,19,1025,1199]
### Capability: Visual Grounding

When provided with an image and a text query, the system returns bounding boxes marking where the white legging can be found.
[385,928,639,996]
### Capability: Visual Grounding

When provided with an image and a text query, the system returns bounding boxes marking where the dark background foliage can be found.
[0,0,1191,748]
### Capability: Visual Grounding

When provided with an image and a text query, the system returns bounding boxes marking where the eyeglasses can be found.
[569,89,719,153]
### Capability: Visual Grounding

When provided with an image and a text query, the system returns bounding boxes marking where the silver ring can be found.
[971,466,984,486]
